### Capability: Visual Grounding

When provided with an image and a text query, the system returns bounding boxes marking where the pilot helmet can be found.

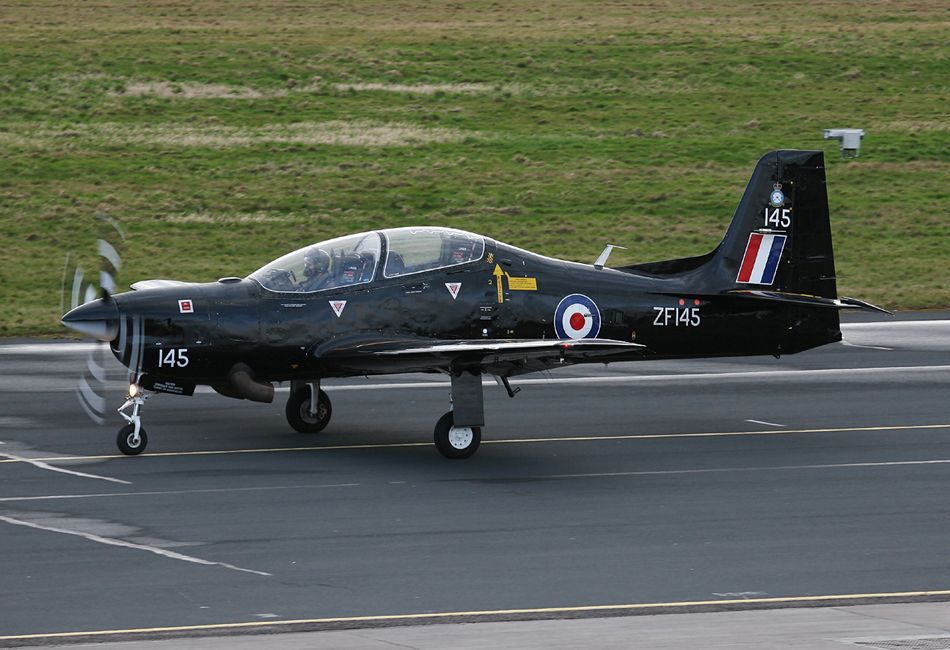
[340,254,361,283]
[450,239,474,263]
[303,248,330,278]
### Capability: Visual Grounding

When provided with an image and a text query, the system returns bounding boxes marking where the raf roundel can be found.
[554,294,602,340]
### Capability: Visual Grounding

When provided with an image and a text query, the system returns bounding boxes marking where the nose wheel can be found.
[117,423,148,455]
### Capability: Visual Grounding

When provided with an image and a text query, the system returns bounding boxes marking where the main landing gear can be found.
[116,383,150,455]
[286,380,332,433]
[434,369,486,459]
[281,372,492,459]
[433,411,481,459]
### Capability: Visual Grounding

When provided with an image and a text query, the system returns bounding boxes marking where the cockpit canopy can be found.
[249,227,485,293]
[382,227,484,278]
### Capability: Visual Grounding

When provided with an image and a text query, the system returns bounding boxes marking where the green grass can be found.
[1,1,947,336]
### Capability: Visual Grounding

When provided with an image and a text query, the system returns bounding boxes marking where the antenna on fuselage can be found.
[593,244,626,270]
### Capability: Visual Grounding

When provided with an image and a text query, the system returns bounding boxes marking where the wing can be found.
[314,337,649,376]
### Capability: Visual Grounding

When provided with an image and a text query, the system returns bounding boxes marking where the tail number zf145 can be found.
[157,348,190,368]
[653,307,701,327]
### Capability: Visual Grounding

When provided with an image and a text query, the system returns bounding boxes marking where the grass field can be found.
[1,1,947,337]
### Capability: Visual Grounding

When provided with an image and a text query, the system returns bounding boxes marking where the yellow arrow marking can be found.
[493,264,505,303]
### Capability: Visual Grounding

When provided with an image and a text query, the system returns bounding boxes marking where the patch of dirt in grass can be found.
[166,212,316,223]
[885,120,949,132]
[332,82,523,95]
[114,81,272,99]
[0,121,482,148]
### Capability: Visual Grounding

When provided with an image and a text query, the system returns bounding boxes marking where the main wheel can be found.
[433,411,481,459]
[117,423,148,456]
[286,387,332,433]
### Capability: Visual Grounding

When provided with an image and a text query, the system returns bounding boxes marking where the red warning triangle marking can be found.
[329,300,347,317]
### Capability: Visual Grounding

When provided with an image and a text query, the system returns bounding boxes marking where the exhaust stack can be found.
[227,363,275,403]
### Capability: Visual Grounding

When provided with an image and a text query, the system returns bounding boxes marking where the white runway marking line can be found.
[538,458,950,481]
[841,320,950,329]
[841,340,894,351]
[4,364,950,395]
[0,514,271,577]
[0,451,130,484]
[0,482,360,503]
[745,419,786,428]
[318,365,950,391]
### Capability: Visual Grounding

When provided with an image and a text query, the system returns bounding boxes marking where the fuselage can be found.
[102,233,835,389]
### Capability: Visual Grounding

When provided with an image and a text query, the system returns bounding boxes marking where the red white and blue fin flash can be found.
[737,233,787,285]
[554,294,601,339]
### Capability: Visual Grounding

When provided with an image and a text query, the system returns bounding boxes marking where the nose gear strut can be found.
[116,383,151,455]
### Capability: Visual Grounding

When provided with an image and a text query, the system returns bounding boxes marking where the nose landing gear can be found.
[116,384,150,455]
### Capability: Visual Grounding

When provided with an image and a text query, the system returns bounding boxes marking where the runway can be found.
[0,312,948,645]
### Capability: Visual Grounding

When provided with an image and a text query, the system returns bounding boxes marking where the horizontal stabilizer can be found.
[725,289,892,314]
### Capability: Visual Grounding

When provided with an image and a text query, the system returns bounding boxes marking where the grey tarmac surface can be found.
[0,311,948,646]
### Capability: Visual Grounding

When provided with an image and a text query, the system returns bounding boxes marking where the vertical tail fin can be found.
[714,150,837,298]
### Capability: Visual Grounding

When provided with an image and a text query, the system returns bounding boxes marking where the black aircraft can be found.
[62,150,886,458]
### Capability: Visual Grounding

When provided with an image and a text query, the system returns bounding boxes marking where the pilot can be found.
[449,239,475,264]
[301,248,331,291]
[339,254,362,284]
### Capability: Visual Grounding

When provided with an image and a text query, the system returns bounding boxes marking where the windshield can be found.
[250,232,382,293]
[383,227,484,278]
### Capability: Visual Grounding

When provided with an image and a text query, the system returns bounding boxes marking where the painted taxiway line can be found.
[11,363,949,395]
[11,363,950,396]
[0,482,360,503]
[841,340,894,351]
[841,319,950,329]
[0,514,270,577]
[0,452,130,484]
[3,589,950,642]
[3,458,950,506]
[745,419,785,427]
[532,458,950,481]
[310,364,950,392]
[0,423,948,465]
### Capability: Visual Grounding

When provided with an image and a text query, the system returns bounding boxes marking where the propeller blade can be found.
[71,266,86,310]
[61,213,127,426]
[76,345,108,424]
[129,314,144,383]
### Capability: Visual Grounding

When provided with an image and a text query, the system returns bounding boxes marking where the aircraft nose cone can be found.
[61,298,119,341]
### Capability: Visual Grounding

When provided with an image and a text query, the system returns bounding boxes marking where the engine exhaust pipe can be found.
[227,363,274,403]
